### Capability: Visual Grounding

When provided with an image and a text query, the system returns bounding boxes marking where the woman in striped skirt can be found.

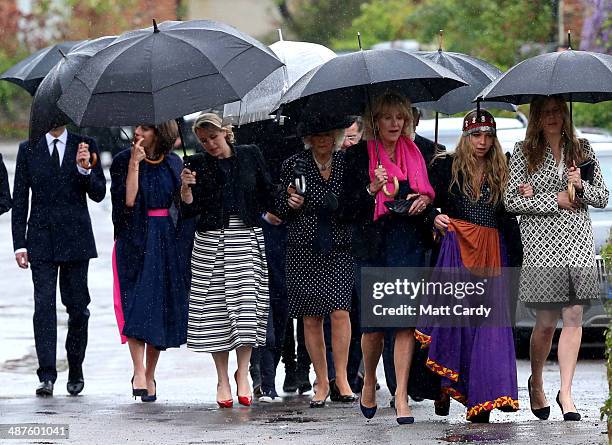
[180,112,276,408]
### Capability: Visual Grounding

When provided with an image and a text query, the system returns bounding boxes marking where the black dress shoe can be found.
[67,378,84,396]
[36,380,54,397]
[330,380,356,402]
[468,410,491,423]
[434,395,450,416]
[556,391,581,421]
[528,375,550,420]
[283,372,298,393]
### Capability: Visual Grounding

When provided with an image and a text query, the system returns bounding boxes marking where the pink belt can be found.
[148,209,170,217]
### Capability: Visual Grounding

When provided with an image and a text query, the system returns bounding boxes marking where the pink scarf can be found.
[368,136,435,221]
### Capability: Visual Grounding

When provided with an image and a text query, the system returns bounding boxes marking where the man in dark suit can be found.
[0,153,11,215]
[12,126,106,396]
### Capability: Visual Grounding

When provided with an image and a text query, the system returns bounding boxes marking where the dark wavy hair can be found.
[140,120,178,156]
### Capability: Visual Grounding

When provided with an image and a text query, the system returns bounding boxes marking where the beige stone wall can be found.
[186,0,282,39]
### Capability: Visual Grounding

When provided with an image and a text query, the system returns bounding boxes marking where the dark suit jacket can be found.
[11,132,107,262]
[414,133,445,167]
[0,153,11,215]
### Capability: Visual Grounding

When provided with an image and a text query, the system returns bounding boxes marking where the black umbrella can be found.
[413,32,516,147]
[477,48,612,105]
[0,41,84,95]
[276,48,466,121]
[29,36,117,146]
[57,19,284,135]
[415,53,516,115]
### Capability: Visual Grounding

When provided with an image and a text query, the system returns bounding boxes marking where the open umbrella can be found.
[275,48,466,122]
[477,40,612,105]
[29,36,117,147]
[414,31,516,147]
[477,32,612,202]
[223,29,336,125]
[57,19,283,136]
[0,41,84,95]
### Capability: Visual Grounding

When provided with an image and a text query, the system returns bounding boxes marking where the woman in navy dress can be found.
[111,120,188,402]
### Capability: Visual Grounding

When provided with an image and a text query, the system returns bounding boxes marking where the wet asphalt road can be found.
[0,142,608,444]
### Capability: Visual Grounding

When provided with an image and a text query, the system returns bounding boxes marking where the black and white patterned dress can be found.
[277,150,354,317]
[504,138,609,306]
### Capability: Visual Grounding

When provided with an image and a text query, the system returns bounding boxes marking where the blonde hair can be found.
[303,128,345,152]
[362,91,414,141]
[192,117,235,145]
[524,96,582,174]
[450,134,508,205]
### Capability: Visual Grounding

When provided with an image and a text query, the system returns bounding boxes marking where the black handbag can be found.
[577,158,595,184]
[383,179,419,215]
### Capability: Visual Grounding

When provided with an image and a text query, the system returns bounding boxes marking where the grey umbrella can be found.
[29,36,117,146]
[0,41,84,95]
[57,19,283,132]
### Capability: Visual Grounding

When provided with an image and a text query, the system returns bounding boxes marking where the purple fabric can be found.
[418,229,518,417]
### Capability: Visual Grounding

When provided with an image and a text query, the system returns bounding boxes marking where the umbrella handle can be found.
[77,142,98,170]
[568,181,575,203]
[295,175,306,194]
[382,176,399,198]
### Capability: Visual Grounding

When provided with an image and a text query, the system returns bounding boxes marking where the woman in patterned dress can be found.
[180,112,275,408]
[504,96,608,421]
[277,117,357,408]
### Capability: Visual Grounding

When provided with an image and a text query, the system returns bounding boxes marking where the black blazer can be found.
[0,153,11,215]
[11,132,107,262]
[182,144,277,231]
[414,133,445,167]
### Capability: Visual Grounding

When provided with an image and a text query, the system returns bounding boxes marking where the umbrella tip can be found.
[438,29,444,52]
[357,32,363,51]
[153,18,159,33]
[567,29,572,50]
[277,29,283,41]
[58,47,67,58]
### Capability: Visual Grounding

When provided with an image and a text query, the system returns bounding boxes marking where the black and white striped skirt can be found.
[187,216,269,353]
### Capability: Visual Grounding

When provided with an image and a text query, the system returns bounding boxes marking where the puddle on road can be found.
[440,430,513,443]
[265,415,319,423]
[35,411,57,415]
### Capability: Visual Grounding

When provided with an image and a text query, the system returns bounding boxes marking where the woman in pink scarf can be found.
[342,91,436,425]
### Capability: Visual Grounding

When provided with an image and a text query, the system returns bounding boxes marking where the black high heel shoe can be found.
[528,375,550,420]
[330,380,358,403]
[359,400,377,419]
[394,406,415,425]
[141,380,157,402]
[309,390,330,408]
[131,376,148,399]
[556,391,581,421]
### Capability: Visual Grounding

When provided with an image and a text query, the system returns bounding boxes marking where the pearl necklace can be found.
[313,153,332,171]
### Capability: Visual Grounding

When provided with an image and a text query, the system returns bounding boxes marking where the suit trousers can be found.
[31,259,91,382]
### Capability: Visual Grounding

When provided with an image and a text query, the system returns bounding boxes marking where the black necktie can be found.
[51,139,60,169]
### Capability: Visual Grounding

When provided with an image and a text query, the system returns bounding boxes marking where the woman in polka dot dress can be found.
[277,117,357,408]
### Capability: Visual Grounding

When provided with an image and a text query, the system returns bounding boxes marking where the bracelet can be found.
[366,184,376,196]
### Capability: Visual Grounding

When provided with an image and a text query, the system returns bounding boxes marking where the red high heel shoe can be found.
[234,371,252,406]
[217,399,234,408]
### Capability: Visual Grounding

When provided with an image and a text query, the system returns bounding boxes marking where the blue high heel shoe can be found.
[141,380,157,402]
[359,400,377,419]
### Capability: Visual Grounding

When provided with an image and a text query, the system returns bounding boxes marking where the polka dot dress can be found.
[278,150,354,318]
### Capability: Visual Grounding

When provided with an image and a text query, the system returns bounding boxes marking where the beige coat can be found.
[504,138,609,304]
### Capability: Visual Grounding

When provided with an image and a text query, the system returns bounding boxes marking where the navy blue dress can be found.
[110,150,188,350]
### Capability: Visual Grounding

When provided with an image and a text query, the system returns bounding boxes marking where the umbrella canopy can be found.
[276,49,467,121]
[415,50,516,114]
[0,41,84,95]
[57,19,284,127]
[223,37,336,124]
[477,50,612,105]
[29,36,117,145]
